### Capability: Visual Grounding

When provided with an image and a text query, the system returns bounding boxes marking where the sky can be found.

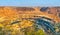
[0,0,60,7]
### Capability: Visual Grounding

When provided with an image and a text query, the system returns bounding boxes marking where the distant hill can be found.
[0,7,60,22]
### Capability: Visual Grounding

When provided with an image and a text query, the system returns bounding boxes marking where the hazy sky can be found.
[0,0,60,7]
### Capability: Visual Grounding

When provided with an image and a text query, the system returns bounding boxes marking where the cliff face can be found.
[0,7,60,22]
